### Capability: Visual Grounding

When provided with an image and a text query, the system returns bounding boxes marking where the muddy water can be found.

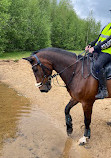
[0,82,91,158]
[0,82,31,154]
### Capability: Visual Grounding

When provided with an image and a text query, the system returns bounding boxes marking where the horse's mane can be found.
[31,47,77,58]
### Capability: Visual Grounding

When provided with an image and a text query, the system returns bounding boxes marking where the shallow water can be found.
[0,82,91,158]
[0,82,31,152]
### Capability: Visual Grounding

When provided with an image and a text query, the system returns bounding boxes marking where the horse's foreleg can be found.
[79,103,93,145]
[65,98,78,135]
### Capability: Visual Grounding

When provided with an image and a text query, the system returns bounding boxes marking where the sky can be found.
[72,0,111,28]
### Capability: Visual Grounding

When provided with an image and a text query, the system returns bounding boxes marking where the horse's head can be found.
[23,54,53,93]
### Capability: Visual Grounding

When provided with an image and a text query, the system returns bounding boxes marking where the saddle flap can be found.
[91,62,111,80]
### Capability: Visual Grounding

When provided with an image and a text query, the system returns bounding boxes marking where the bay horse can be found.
[23,47,111,144]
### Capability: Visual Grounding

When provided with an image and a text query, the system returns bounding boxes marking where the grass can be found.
[0,51,31,60]
[0,50,84,60]
[69,50,83,55]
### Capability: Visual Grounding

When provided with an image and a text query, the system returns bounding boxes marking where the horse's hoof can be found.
[67,128,73,136]
[79,136,88,146]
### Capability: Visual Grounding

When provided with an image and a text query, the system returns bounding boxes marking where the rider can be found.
[85,10,111,99]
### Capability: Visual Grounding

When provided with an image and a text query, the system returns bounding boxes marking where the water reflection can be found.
[59,137,92,158]
[0,82,31,153]
[60,138,73,158]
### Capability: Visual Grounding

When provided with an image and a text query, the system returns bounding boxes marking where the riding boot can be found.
[95,68,108,99]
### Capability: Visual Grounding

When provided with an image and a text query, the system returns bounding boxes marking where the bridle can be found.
[32,54,75,88]
[32,54,52,88]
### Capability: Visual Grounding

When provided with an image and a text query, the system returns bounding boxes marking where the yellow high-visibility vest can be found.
[96,23,111,54]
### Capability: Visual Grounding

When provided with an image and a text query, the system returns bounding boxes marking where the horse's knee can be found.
[65,99,78,115]
[65,106,69,115]
[65,101,72,115]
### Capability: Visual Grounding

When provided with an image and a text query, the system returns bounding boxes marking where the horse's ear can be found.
[22,57,33,63]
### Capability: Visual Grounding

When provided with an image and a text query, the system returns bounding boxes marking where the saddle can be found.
[91,60,111,80]
[80,53,111,80]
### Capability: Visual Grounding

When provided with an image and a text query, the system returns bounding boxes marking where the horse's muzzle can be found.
[40,84,52,93]
[35,81,52,93]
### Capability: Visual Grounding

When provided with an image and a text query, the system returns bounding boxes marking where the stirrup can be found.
[95,89,108,99]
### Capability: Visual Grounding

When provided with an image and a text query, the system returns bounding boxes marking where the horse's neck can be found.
[41,51,77,84]
[46,51,76,71]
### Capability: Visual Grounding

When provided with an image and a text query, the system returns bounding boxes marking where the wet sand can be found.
[0,60,111,158]
[0,82,91,158]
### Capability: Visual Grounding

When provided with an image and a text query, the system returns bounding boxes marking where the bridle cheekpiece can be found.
[32,54,52,88]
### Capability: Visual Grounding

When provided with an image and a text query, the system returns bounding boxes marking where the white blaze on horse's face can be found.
[35,80,52,93]
[35,82,42,88]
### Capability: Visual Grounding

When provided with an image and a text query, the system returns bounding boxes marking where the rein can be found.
[32,51,90,88]
[51,51,87,78]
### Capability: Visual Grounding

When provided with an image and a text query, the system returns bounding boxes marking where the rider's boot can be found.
[95,68,108,99]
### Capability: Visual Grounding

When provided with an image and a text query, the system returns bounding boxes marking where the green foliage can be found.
[24,0,51,51]
[0,0,11,52]
[6,0,28,51]
[6,0,51,51]
[51,0,76,49]
[84,11,101,46]
[0,0,101,54]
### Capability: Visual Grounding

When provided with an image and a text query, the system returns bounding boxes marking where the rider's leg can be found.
[95,68,108,99]
[94,52,111,99]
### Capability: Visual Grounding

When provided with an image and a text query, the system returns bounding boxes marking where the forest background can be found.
[0,0,101,54]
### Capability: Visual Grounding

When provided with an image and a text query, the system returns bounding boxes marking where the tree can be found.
[25,0,51,50]
[6,0,51,51]
[6,0,29,51]
[0,0,11,52]
[51,0,76,49]
[1,0,101,53]
[84,11,101,46]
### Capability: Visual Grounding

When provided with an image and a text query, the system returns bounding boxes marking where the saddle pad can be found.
[91,62,111,80]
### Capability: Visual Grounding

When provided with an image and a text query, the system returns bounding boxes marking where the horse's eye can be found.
[32,67,38,72]
[34,69,38,72]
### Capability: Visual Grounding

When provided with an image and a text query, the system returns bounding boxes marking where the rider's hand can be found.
[85,45,91,51]
[88,47,94,53]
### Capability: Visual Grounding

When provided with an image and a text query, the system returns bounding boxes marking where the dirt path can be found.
[0,60,111,158]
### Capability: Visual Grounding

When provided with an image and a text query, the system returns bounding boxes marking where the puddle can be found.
[0,82,31,152]
[0,82,91,158]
